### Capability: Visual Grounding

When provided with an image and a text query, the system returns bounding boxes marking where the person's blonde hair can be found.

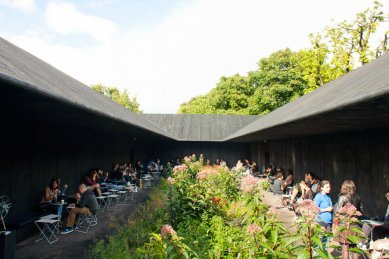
[340,180,356,197]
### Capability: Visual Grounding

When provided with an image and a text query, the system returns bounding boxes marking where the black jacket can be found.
[333,194,362,215]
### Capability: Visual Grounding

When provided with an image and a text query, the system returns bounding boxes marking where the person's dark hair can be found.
[286,169,293,175]
[49,177,59,190]
[340,180,356,197]
[87,168,97,178]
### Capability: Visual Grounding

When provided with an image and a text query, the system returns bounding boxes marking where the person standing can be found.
[333,180,363,258]
[333,180,362,215]
[314,180,333,251]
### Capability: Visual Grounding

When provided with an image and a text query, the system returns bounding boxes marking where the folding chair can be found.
[96,196,108,211]
[106,194,119,209]
[35,216,60,244]
[117,190,127,204]
[75,213,97,233]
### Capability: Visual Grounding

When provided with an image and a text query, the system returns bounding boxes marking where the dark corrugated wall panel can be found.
[250,128,389,217]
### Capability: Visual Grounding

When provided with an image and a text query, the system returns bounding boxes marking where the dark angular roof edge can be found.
[0,37,174,140]
[224,53,389,141]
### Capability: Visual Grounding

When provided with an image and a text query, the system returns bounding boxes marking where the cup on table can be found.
[61,199,64,204]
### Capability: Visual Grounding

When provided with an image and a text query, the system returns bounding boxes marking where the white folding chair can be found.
[35,217,60,244]
[75,213,97,233]
[106,194,119,209]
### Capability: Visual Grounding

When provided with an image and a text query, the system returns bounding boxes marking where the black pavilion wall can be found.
[147,141,251,168]
[0,121,137,240]
[250,128,389,217]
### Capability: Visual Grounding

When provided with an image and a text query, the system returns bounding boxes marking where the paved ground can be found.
[15,184,155,259]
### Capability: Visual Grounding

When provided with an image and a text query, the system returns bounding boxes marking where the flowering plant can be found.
[136,224,197,258]
[240,174,260,194]
[333,203,365,255]
[293,199,333,258]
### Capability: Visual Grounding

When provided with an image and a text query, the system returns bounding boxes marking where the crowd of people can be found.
[262,164,389,255]
[38,158,165,234]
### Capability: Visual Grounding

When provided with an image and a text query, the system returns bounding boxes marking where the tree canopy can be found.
[178,1,388,115]
[91,83,142,113]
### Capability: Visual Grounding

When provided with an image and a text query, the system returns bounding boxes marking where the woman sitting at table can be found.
[83,169,102,197]
[40,177,60,212]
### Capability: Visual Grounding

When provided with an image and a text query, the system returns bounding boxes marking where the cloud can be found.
[45,2,117,41]
[0,0,35,12]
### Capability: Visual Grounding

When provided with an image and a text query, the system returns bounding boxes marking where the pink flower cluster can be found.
[295,199,320,219]
[247,223,262,235]
[337,203,362,217]
[167,177,175,185]
[240,174,259,193]
[195,166,219,180]
[161,224,176,238]
[173,164,187,174]
[183,154,197,163]
[196,171,208,180]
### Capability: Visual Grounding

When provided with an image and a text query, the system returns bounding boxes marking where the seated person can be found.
[283,180,313,208]
[148,160,158,173]
[61,184,98,234]
[83,169,102,196]
[265,164,276,177]
[40,177,60,212]
[135,160,145,177]
[272,172,284,195]
[292,180,313,210]
[281,169,293,193]
[361,190,389,244]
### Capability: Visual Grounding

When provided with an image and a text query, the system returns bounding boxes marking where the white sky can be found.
[0,0,387,113]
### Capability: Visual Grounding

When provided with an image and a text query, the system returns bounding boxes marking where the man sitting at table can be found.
[61,184,98,234]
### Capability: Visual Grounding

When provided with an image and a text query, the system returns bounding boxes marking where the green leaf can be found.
[284,236,302,247]
[346,235,363,244]
[350,227,365,236]
[271,230,278,244]
[311,237,323,250]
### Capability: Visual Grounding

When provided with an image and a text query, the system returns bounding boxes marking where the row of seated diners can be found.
[264,165,389,257]
[4,163,157,246]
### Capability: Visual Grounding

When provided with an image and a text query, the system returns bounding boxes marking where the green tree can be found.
[324,0,386,72]
[298,33,342,94]
[91,83,142,113]
[248,49,306,115]
[178,74,254,115]
[178,95,215,114]
[208,74,254,115]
